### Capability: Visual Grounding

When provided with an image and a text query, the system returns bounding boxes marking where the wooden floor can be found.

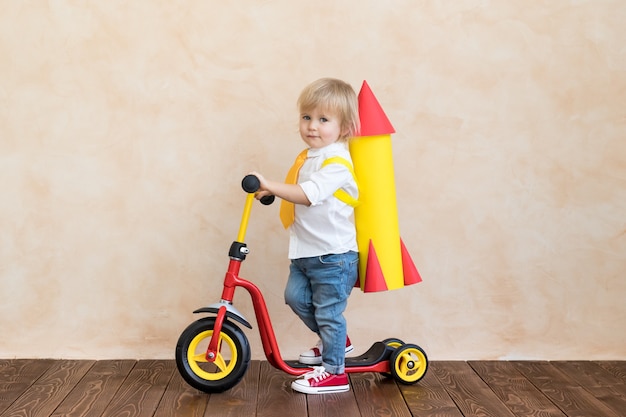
[1,360,625,417]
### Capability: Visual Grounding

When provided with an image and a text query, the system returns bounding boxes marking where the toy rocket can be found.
[350,81,422,292]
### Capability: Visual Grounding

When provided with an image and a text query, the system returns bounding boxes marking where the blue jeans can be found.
[284,251,359,374]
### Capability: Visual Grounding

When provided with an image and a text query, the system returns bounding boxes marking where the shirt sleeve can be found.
[299,163,353,206]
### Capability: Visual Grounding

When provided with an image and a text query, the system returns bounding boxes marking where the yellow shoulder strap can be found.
[321,157,360,207]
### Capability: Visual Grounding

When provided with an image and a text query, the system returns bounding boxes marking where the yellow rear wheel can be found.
[389,344,428,384]
[382,337,405,349]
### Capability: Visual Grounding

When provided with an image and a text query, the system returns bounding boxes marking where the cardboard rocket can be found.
[350,81,422,292]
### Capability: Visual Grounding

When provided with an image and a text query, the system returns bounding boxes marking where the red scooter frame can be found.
[175,175,428,393]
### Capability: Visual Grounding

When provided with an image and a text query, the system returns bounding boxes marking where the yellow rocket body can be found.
[350,134,404,290]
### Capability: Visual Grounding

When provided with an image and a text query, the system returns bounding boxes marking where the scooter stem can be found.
[237,193,256,242]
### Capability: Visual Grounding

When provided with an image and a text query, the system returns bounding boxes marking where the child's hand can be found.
[248,171,271,200]
[247,171,310,205]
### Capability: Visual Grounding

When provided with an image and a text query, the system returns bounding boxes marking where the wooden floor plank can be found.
[255,361,307,417]
[306,385,361,417]
[153,369,208,417]
[432,361,516,417]
[553,361,626,389]
[594,361,626,383]
[551,361,626,417]
[204,360,260,417]
[99,359,175,417]
[350,372,412,417]
[50,360,136,417]
[0,360,95,417]
[0,359,55,414]
[397,368,465,417]
[468,361,566,417]
[513,361,622,417]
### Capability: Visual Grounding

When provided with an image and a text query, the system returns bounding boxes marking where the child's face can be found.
[299,107,345,149]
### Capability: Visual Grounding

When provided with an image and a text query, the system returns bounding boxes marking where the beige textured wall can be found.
[1,1,624,360]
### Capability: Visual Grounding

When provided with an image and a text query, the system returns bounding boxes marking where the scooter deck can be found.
[285,341,392,369]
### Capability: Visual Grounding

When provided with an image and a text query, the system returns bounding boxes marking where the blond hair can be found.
[297,78,360,141]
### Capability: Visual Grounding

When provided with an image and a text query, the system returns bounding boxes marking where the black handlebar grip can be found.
[242,175,275,205]
[241,175,260,193]
[260,195,275,205]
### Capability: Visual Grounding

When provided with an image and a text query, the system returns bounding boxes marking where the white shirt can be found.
[288,142,359,259]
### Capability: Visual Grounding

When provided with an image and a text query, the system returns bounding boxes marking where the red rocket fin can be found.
[401,238,422,286]
[358,81,395,136]
[364,240,388,292]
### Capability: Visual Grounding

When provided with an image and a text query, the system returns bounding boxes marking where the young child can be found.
[251,78,360,394]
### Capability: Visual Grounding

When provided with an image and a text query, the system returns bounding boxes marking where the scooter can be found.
[175,175,428,393]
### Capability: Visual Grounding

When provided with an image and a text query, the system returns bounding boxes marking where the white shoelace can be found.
[303,366,330,381]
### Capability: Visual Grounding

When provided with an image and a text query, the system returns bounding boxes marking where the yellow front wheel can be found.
[389,344,428,384]
[175,318,250,393]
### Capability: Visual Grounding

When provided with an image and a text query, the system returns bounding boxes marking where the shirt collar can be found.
[306,142,347,157]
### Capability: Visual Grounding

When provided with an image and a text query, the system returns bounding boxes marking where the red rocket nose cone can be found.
[358,81,395,136]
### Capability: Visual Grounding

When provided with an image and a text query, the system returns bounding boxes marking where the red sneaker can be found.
[298,336,354,365]
[291,366,349,394]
